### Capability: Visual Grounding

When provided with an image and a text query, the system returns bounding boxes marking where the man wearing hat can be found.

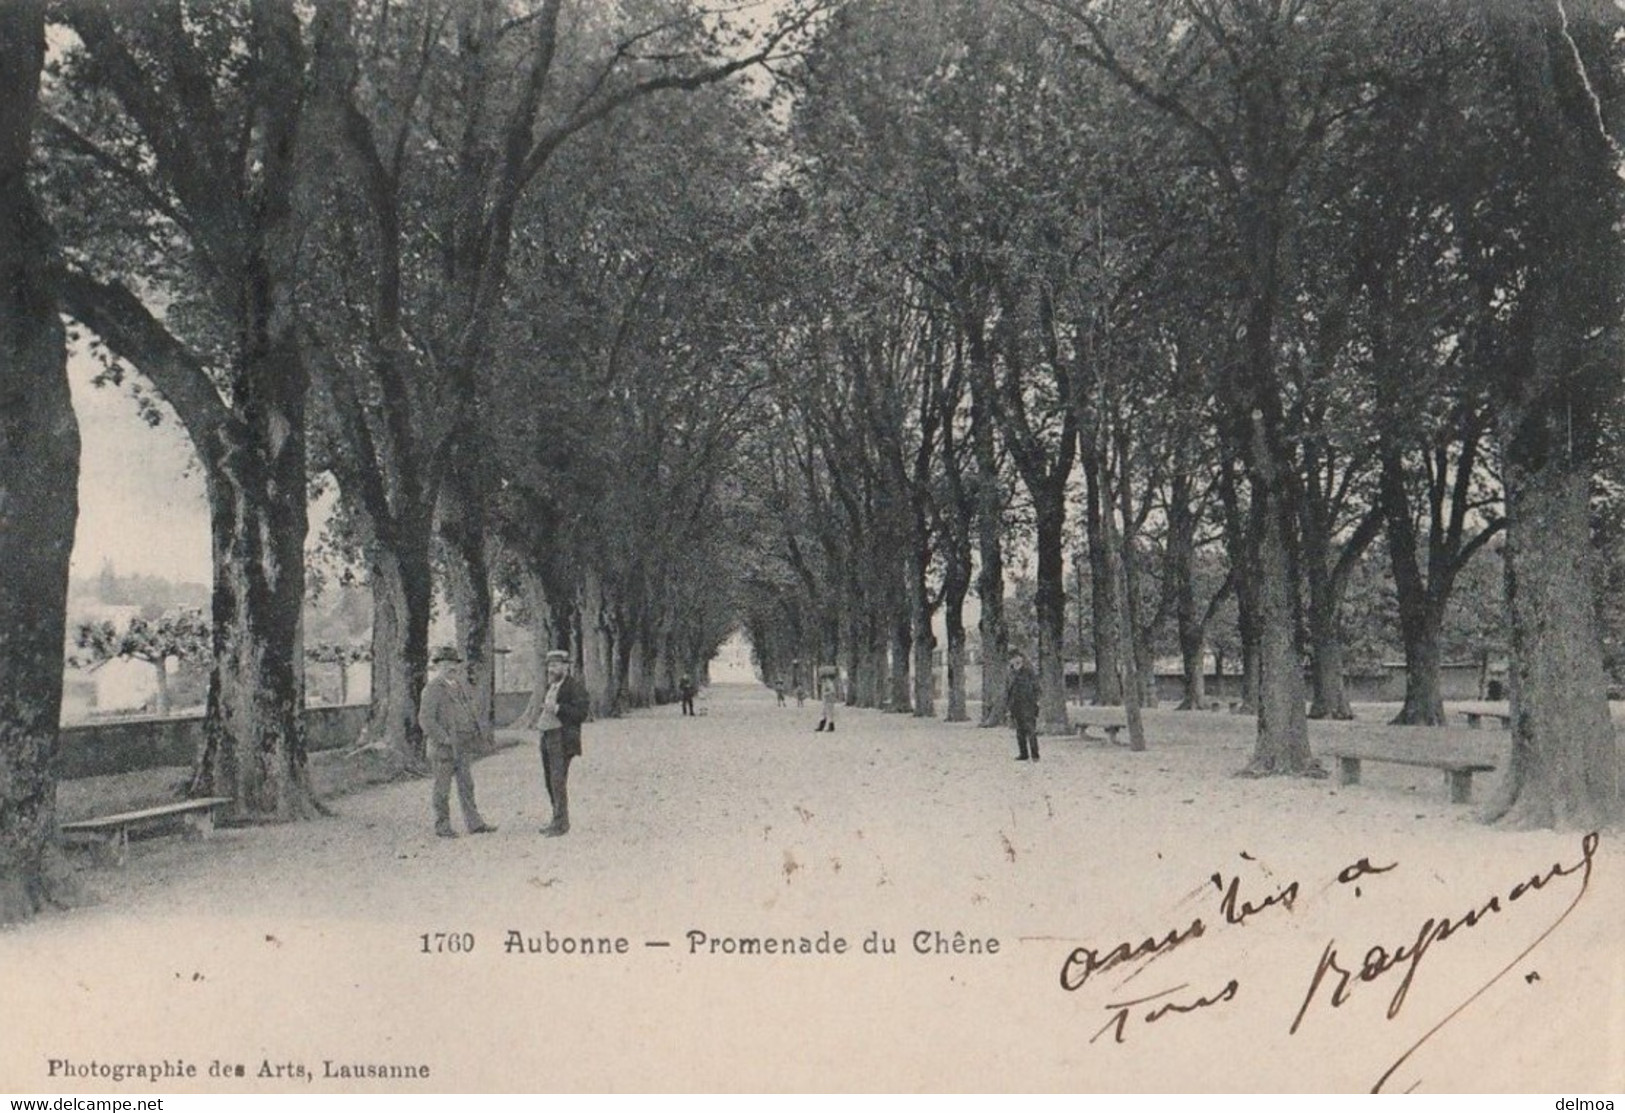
[814,665,840,732]
[538,649,591,836]
[420,645,497,838]
[1006,649,1041,762]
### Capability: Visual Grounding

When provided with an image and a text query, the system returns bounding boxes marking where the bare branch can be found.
[58,266,232,447]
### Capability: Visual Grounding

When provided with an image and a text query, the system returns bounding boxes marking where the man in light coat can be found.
[421,645,497,837]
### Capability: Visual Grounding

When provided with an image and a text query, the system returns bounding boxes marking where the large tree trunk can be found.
[439,465,495,742]
[1305,566,1354,720]
[1171,494,1211,710]
[967,322,1008,727]
[52,303,317,809]
[1115,454,1157,712]
[655,636,678,702]
[1180,630,1207,711]
[1300,456,1354,720]
[620,602,659,708]
[1033,482,1072,735]
[1102,477,1146,752]
[889,602,912,713]
[1488,438,1620,828]
[909,554,936,718]
[1229,99,1313,773]
[624,633,653,708]
[1238,417,1315,776]
[1217,461,1259,715]
[0,0,80,921]
[355,537,432,768]
[1085,453,1123,705]
[579,568,616,718]
[841,599,867,707]
[1382,445,1447,725]
[1300,470,1376,722]
[192,0,317,819]
[192,400,316,817]
[1240,623,1261,713]
[942,550,971,723]
[1396,614,1447,726]
[866,609,889,709]
[516,562,557,728]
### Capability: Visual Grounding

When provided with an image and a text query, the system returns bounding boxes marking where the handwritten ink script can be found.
[1059,832,1600,1092]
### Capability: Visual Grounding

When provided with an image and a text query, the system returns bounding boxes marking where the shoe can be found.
[469,824,498,835]
[1031,752,1040,761]
[435,827,457,838]
[542,824,569,837]
[815,720,826,732]
[1015,755,1029,762]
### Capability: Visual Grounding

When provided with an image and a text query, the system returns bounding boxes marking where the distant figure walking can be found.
[795,684,805,708]
[1006,650,1041,762]
[420,646,497,838]
[774,677,787,706]
[679,674,697,716]
[537,649,591,836]
[815,665,841,732]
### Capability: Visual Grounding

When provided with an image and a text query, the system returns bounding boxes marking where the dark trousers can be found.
[1014,715,1039,759]
[432,744,485,831]
[681,695,695,715]
[541,738,574,829]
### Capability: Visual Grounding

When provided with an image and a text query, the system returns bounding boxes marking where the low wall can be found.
[1063,664,1489,705]
[1065,673,1247,704]
[58,690,535,780]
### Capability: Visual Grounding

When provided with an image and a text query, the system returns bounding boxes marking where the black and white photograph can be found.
[1,0,1622,1096]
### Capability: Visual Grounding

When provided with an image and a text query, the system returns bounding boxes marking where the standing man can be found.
[538,649,591,836]
[421,646,498,838]
[678,673,697,716]
[814,665,840,732]
[1006,649,1041,762]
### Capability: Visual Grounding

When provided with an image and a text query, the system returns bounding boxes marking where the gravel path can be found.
[5,685,1620,1092]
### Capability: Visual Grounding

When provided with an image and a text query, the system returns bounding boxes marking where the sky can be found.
[67,346,213,585]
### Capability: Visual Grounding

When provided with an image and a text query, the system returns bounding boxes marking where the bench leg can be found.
[1337,756,1361,787]
[181,809,216,841]
[89,830,127,868]
[1448,770,1474,805]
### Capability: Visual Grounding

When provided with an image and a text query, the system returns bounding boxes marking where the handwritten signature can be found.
[1058,832,1600,1091]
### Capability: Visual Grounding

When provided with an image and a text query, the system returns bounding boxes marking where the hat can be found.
[431,645,463,664]
[545,650,571,663]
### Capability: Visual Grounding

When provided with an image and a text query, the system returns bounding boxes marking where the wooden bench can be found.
[60,797,234,866]
[1077,722,1129,746]
[1459,710,1513,730]
[1327,752,1495,805]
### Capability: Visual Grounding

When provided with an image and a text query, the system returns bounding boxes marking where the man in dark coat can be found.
[421,646,497,837]
[538,649,591,836]
[678,674,697,716]
[1006,649,1041,762]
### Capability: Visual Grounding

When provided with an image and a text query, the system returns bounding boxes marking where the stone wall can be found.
[58,690,534,780]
